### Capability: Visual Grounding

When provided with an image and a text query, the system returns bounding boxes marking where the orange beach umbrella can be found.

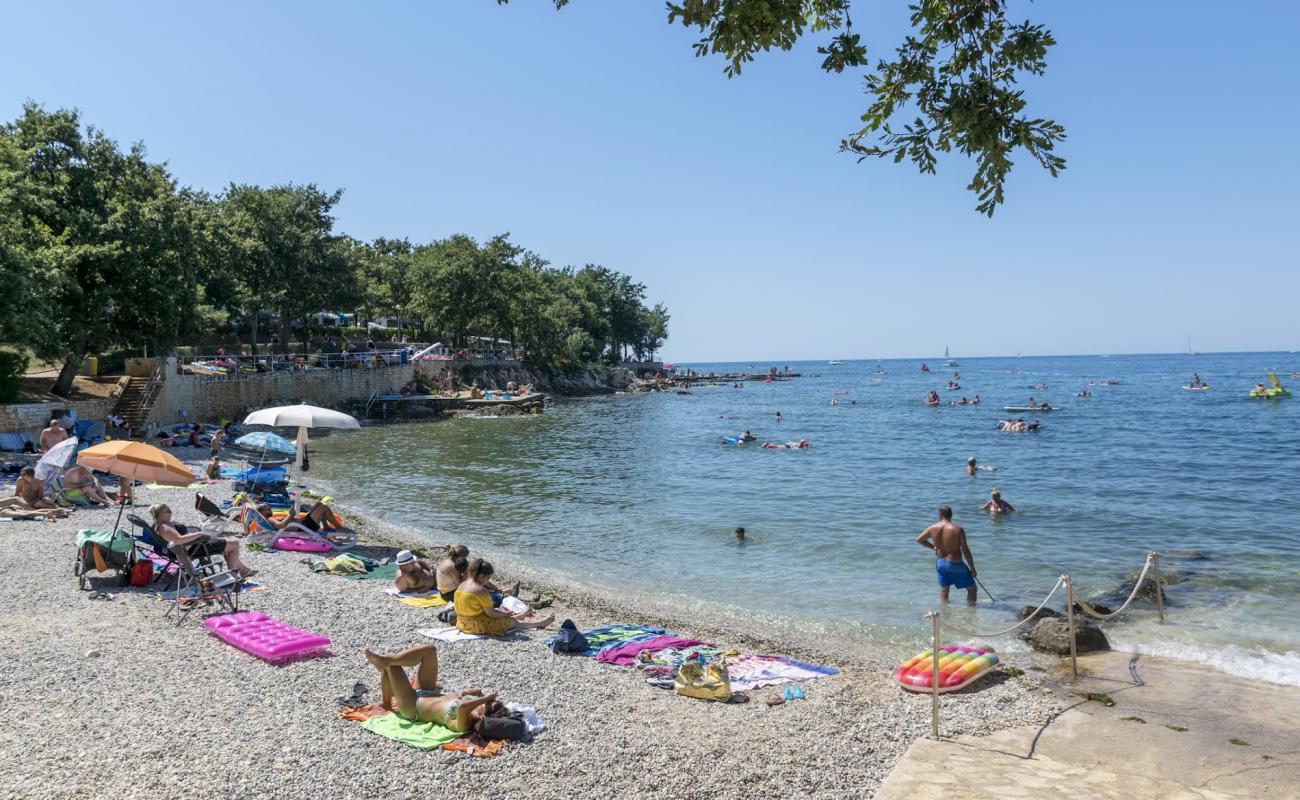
[76,441,196,486]
[76,441,196,533]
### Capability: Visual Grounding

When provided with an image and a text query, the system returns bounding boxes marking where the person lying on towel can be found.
[364,644,499,731]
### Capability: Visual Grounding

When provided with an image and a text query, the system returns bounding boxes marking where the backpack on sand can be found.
[549,618,588,655]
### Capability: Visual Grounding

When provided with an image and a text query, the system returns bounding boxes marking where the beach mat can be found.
[346,563,399,581]
[399,595,448,608]
[541,624,667,657]
[418,626,484,643]
[360,713,460,750]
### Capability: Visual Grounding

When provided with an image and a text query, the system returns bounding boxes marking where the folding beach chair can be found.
[126,513,178,583]
[163,537,240,624]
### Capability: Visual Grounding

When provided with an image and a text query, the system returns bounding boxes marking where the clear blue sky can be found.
[4,1,1296,361]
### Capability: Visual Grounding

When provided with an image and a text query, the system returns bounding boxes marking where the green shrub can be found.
[0,351,28,402]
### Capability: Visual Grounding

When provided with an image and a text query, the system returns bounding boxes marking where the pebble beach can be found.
[0,450,1061,800]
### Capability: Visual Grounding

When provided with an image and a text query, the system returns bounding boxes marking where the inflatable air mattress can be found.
[203,611,330,662]
[895,645,998,693]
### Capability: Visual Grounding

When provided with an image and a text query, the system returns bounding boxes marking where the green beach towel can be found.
[346,563,400,581]
[360,713,459,750]
[76,529,135,553]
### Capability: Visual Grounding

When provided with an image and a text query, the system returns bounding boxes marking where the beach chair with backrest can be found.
[163,532,240,624]
[240,502,357,552]
[125,513,178,583]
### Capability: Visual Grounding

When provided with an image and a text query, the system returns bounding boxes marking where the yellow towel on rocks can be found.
[398,595,448,608]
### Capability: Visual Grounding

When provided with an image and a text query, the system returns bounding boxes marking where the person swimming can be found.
[734,526,745,542]
[774,411,783,421]
[981,489,1016,515]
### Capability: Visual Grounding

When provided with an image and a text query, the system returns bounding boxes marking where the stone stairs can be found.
[111,377,155,437]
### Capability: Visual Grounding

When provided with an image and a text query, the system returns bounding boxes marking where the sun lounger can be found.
[241,503,357,552]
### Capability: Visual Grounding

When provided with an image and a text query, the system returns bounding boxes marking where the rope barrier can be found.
[923,552,1166,740]
[1071,553,1156,621]
[939,576,1066,638]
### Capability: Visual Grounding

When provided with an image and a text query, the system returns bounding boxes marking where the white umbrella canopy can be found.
[35,436,78,481]
[241,403,360,470]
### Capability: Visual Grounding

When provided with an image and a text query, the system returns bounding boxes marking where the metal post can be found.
[1151,552,1164,623]
[1064,576,1079,680]
[928,611,941,738]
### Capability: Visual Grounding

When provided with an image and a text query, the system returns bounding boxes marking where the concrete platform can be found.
[875,652,1300,799]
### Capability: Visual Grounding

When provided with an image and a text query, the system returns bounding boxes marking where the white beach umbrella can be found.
[35,436,78,481]
[241,403,360,470]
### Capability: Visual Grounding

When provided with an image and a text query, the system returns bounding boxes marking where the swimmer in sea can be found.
[1027,420,1041,431]
[775,411,783,421]
[1190,373,1202,388]
[981,489,1016,515]
[966,457,977,476]
[1011,419,1026,432]
[734,526,746,542]
[972,394,981,405]
[1078,389,1092,397]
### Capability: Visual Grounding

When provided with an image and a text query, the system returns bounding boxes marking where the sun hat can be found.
[395,550,417,565]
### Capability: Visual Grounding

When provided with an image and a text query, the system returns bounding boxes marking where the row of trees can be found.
[0,103,668,396]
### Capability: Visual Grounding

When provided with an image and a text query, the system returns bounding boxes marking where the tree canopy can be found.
[0,103,668,394]
[504,0,1064,216]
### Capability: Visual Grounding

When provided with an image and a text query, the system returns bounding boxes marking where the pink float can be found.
[272,536,332,553]
[203,611,331,662]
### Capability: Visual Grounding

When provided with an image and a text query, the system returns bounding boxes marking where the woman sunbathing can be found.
[455,560,553,636]
[150,504,257,579]
[363,644,499,730]
[435,545,470,601]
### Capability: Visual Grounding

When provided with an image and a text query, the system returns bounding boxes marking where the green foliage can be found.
[0,103,200,395]
[509,0,1063,215]
[0,350,27,402]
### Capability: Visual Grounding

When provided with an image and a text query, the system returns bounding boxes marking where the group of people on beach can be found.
[394,545,554,635]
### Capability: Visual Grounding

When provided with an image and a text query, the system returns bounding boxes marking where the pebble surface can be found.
[0,451,1059,800]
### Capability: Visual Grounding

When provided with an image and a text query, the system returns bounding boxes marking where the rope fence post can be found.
[926,610,941,738]
[1064,575,1078,680]
[1151,551,1164,623]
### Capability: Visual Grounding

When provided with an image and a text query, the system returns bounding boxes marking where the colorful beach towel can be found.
[360,713,460,750]
[345,563,399,581]
[725,654,839,691]
[542,624,666,657]
[595,635,712,666]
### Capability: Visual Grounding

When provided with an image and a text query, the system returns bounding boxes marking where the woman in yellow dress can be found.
[454,560,554,635]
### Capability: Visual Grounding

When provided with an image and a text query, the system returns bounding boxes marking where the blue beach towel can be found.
[541,624,666,657]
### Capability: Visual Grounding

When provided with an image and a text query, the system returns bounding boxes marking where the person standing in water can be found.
[916,506,977,606]
[981,489,1016,514]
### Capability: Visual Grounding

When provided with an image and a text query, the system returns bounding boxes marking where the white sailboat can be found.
[943,345,958,368]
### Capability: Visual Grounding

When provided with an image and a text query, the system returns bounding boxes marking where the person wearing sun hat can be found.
[394,549,437,594]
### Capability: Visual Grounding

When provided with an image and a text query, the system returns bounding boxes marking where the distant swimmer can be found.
[741,430,755,442]
[775,411,783,421]
[916,506,978,606]
[966,457,995,475]
[972,395,981,404]
[734,527,746,542]
[925,391,940,406]
[953,397,970,405]
[981,489,1016,515]
[1078,389,1093,397]
[1026,419,1041,431]
[763,439,810,449]
[920,363,930,372]
[830,399,838,406]
[1189,373,1203,388]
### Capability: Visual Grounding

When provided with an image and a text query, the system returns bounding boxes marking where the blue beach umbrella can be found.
[234,431,297,455]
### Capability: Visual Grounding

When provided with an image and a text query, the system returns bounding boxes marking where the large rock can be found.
[1019,605,1063,623]
[1024,617,1110,655]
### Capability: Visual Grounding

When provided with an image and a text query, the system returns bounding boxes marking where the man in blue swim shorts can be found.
[916,505,978,606]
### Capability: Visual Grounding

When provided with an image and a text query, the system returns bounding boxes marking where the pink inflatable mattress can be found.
[203,611,330,661]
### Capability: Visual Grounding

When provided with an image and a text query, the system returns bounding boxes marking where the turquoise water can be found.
[308,353,1300,685]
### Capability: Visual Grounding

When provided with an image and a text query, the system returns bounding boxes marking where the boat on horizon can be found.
[828,360,844,365]
[943,345,958,368]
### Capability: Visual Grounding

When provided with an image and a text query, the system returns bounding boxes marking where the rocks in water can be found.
[1073,600,1114,617]
[1018,605,1063,623]
[1024,617,1111,655]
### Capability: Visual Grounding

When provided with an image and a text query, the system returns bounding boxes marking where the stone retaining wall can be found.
[152,358,414,425]
[0,399,115,436]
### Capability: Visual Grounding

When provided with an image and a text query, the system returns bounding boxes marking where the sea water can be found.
[307,353,1300,685]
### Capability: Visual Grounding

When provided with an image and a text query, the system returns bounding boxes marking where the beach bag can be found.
[476,712,527,741]
[550,619,588,655]
[674,659,732,702]
[129,559,153,587]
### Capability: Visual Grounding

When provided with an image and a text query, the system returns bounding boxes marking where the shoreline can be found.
[2,452,1061,800]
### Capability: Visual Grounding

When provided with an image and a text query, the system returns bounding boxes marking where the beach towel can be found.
[76,529,136,553]
[595,635,712,666]
[360,713,460,750]
[155,581,264,602]
[346,563,399,581]
[635,645,730,677]
[541,624,666,657]
[418,626,486,643]
[314,555,367,575]
[442,735,506,758]
[725,654,839,691]
[383,586,443,598]
[399,595,448,608]
[339,704,391,722]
